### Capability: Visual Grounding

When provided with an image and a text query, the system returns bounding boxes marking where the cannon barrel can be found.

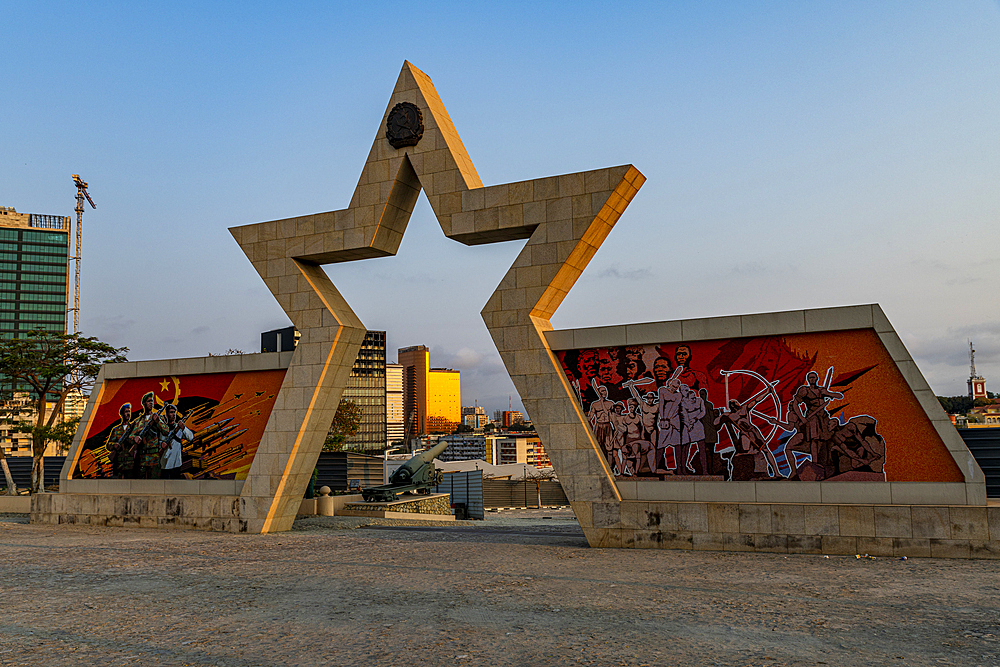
[389,440,449,485]
[411,440,449,467]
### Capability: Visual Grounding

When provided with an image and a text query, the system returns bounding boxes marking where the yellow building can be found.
[398,345,461,435]
[427,367,460,433]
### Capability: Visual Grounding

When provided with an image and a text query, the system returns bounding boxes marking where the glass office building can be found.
[0,207,70,340]
[342,330,387,452]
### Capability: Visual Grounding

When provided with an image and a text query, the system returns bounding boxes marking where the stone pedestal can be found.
[337,493,454,520]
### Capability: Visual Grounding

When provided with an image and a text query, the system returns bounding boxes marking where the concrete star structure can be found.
[226,61,644,533]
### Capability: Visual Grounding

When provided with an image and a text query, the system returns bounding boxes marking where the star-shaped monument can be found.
[230,61,644,534]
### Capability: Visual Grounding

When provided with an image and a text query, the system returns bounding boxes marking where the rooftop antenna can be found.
[70,175,95,334]
[970,341,977,379]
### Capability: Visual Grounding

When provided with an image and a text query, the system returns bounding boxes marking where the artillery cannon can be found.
[362,440,448,502]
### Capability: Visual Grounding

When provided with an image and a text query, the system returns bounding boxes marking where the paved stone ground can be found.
[2,510,1000,667]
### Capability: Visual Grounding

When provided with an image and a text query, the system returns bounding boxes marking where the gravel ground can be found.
[2,510,999,667]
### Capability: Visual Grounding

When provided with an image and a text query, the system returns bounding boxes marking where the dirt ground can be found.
[2,509,999,667]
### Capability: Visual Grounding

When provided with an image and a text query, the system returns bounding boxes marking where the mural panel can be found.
[72,370,286,481]
[555,329,962,483]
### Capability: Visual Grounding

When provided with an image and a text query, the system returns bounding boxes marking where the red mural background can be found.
[555,329,962,483]
[71,369,286,480]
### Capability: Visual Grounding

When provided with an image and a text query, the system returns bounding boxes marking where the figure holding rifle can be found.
[129,392,169,479]
[159,404,192,479]
[106,403,136,479]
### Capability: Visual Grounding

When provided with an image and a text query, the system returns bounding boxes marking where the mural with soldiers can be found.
[71,370,286,480]
[555,330,963,483]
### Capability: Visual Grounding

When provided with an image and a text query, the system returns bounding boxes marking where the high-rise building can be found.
[398,345,461,435]
[386,363,404,447]
[461,405,489,429]
[340,330,386,452]
[499,410,524,428]
[0,205,71,454]
[0,207,70,341]
[261,326,299,352]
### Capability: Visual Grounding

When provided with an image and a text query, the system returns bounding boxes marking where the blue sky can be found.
[3,1,999,413]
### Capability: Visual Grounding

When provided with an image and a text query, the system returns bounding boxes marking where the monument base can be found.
[30,493,248,532]
[338,493,454,520]
[581,499,1000,558]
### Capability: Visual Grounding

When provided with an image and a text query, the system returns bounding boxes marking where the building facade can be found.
[0,207,70,341]
[427,367,460,433]
[261,325,299,352]
[436,434,493,463]
[494,434,549,467]
[0,206,72,456]
[385,362,404,447]
[341,330,387,452]
[398,345,461,436]
[498,410,523,428]
[461,406,489,429]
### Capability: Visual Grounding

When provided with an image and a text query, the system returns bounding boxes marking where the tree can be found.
[454,422,474,434]
[0,445,16,495]
[937,396,974,415]
[507,423,535,433]
[323,399,362,451]
[0,331,128,493]
[524,466,558,509]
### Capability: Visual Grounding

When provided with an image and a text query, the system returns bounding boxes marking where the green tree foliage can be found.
[937,395,974,415]
[454,423,474,434]
[506,422,535,433]
[323,399,362,451]
[0,331,128,493]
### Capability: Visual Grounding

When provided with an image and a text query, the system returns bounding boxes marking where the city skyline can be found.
[3,2,999,415]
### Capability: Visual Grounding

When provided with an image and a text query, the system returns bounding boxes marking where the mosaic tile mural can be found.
[555,329,962,483]
[72,370,286,481]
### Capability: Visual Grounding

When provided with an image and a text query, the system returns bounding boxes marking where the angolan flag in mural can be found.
[71,370,286,481]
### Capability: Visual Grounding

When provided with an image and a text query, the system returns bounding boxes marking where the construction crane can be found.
[70,174,95,335]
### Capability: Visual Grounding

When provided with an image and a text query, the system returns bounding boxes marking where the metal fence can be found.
[2,456,65,490]
[482,478,568,509]
[959,428,1000,498]
[432,470,484,519]
[314,452,383,491]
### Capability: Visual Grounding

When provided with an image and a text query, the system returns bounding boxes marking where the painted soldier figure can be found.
[106,403,135,479]
[160,404,193,480]
[129,392,168,479]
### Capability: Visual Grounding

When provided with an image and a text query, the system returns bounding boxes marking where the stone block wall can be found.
[31,493,246,532]
[576,500,1000,559]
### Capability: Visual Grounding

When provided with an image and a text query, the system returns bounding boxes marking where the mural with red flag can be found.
[555,329,962,483]
[71,369,286,481]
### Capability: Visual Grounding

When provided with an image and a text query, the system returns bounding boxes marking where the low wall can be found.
[578,500,1000,558]
[31,493,246,532]
[0,495,30,513]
